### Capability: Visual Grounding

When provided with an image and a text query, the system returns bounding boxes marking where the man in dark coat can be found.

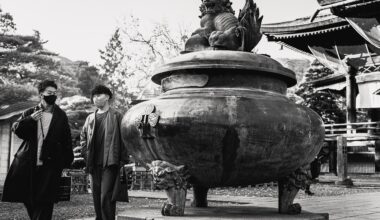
[1,80,74,220]
[80,85,128,220]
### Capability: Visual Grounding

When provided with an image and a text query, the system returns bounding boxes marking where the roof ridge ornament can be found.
[184,0,263,53]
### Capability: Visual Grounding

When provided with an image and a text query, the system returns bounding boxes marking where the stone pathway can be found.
[72,190,380,219]
[71,174,380,220]
[125,190,380,219]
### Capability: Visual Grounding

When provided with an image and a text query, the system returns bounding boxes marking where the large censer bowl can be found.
[121,50,324,187]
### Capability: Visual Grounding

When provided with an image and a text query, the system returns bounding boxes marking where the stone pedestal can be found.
[117,206,329,220]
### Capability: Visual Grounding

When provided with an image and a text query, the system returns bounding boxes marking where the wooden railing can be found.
[324,121,380,140]
[322,121,380,179]
[63,169,89,194]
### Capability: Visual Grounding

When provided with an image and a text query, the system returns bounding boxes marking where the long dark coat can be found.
[1,104,73,204]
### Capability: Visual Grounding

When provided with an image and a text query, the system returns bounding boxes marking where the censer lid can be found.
[152,50,296,87]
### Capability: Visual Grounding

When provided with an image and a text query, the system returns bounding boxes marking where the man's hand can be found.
[31,110,43,121]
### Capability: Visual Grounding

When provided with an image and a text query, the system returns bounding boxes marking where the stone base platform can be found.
[117,206,329,220]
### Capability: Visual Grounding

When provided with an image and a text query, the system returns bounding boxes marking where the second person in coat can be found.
[80,85,128,220]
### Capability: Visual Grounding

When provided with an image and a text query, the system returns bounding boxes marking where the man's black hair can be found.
[37,80,58,93]
[91,85,113,100]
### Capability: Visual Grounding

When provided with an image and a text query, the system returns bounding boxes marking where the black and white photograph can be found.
[1,0,380,219]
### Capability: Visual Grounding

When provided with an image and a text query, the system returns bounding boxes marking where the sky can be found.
[1,0,320,64]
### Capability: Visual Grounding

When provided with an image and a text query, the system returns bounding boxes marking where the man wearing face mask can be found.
[2,80,74,220]
[80,85,128,220]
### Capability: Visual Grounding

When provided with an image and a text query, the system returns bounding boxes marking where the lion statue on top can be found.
[184,0,263,52]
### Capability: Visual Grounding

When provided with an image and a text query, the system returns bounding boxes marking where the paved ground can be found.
[63,174,380,219]
[122,190,380,220]
[115,174,380,219]
[117,205,329,220]
[4,173,379,219]
[71,189,380,220]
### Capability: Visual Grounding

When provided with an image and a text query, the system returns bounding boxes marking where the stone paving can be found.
[72,174,380,220]
[123,190,380,220]
[117,205,329,220]
[72,190,380,219]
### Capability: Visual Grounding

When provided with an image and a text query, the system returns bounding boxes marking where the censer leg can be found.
[191,186,209,207]
[278,167,310,214]
[148,160,190,216]
[278,178,301,214]
[161,187,187,216]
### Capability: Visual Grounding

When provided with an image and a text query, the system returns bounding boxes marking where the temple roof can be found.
[261,9,380,73]
[0,101,38,121]
[262,0,380,41]
[261,0,380,88]
[317,0,380,7]
[262,13,349,40]
[317,0,344,6]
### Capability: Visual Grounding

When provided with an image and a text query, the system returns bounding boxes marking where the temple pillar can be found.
[335,136,353,185]
[368,109,380,172]
[346,69,358,126]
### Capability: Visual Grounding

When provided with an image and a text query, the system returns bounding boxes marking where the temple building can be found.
[262,0,380,174]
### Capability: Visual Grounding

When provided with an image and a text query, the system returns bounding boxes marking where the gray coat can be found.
[80,108,128,173]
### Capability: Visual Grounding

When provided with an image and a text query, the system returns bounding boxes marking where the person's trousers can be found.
[24,202,54,220]
[23,165,56,220]
[90,165,118,220]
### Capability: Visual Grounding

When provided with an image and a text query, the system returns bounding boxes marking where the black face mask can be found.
[43,95,57,105]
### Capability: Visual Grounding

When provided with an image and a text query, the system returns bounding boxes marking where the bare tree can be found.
[98,16,191,109]
[120,15,191,92]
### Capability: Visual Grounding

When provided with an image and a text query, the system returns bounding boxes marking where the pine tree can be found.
[304,59,334,82]
[296,60,346,124]
[76,61,100,97]
[0,32,81,104]
[0,6,80,105]
[0,7,16,34]
[98,28,134,111]
[99,28,125,78]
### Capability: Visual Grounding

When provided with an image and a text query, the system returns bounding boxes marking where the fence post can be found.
[375,140,380,172]
[139,172,144,190]
[335,136,353,186]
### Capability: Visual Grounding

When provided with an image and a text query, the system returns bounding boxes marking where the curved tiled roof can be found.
[317,0,344,6]
[267,24,351,40]
[262,13,343,30]
[262,12,349,38]
[262,0,380,39]
[0,101,38,120]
